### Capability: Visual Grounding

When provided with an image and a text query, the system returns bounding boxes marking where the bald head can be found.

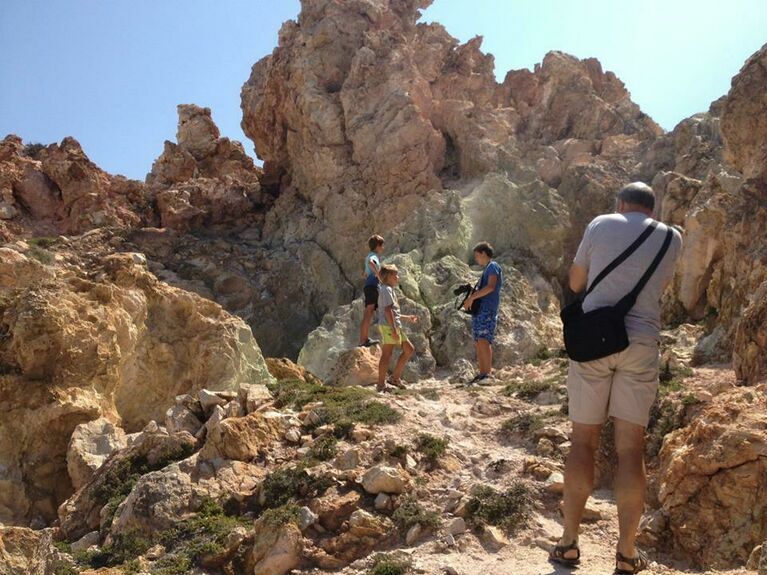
[617,182,655,215]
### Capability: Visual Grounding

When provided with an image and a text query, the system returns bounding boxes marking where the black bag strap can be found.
[585,220,658,296]
[616,226,674,313]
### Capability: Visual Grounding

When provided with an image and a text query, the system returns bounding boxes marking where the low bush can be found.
[260,466,333,509]
[503,375,561,400]
[391,496,441,533]
[268,380,401,426]
[259,503,300,528]
[308,435,338,461]
[500,412,546,436]
[415,433,448,465]
[466,483,534,533]
[369,553,412,575]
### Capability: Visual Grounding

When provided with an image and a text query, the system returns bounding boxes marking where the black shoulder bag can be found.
[560,221,673,362]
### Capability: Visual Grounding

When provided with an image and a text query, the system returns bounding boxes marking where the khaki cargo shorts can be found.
[567,339,660,427]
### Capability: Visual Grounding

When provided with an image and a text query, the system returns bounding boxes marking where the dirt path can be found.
[304,369,751,575]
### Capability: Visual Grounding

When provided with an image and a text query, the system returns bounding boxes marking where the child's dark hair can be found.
[368,235,385,251]
[473,241,494,258]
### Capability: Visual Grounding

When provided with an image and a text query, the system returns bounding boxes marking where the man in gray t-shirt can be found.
[551,183,682,574]
[574,212,682,343]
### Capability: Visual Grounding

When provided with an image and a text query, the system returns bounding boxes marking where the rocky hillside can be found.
[1,0,766,573]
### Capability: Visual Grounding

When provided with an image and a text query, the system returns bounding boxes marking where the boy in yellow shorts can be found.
[377,264,418,392]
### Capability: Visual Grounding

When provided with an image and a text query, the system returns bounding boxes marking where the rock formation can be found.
[0,233,273,526]
[0,135,153,241]
[147,104,269,232]
[650,43,767,384]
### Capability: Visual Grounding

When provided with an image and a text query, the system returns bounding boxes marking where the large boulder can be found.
[108,453,267,538]
[58,430,197,540]
[67,418,128,491]
[249,517,303,575]
[199,412,283,461]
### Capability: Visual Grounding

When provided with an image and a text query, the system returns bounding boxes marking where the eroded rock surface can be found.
[659,385,767,569]
[0,235,273,526]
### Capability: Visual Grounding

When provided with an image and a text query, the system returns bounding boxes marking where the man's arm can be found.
[569,263,588,294]
[464,275,498,309]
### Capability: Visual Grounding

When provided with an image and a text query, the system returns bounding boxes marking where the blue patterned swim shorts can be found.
[472,308,498,343]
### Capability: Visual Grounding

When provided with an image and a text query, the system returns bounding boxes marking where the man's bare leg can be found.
[614,418,647,571]
[558,422,602,556]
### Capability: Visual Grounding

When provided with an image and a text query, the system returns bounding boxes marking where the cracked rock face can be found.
[659,385,767,569]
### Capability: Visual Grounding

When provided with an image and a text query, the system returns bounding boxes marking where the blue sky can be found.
[1,1,765,180]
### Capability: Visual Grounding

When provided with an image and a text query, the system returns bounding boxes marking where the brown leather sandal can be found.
[549,540,580,567]
[614,548,649,574]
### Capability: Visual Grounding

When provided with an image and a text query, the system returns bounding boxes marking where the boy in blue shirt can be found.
[358,234,385,347]
[462,242,503,384]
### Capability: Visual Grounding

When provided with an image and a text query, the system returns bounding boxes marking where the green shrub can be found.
[27,245,54,265]
[466,483,533,533]
[369,553,412,575]
[28,236,58,248]
[53,541,72,554]
[529,346,554,366]
[392,387,440,401]
[681,393,700,406]
[333,419,355,439]
[154,497,250,572]
[503,375,561,400]
[151,553,193,575]
[81,531,150,569]
[259,503,300,528]
[415,433,448,464]
[52,563,79,575]
[260,466,333,509]
[94,442,195,526]
[388,443,409,459]
[268,380,401,426]
[391,496,441,533]
[659,364,694,395]
[308,435,338,461]
[501,412,546,436]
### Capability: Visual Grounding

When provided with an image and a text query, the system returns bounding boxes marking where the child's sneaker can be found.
[466,373,491,386]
